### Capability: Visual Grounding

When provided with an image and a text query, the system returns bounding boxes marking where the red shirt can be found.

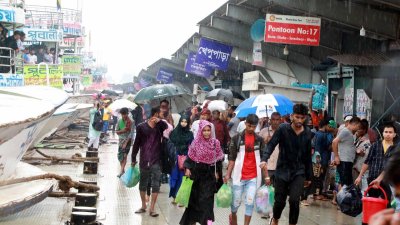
[241,133,257,180]
[311,111,324,128]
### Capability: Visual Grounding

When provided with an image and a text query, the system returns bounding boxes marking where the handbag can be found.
[178,155,187,170]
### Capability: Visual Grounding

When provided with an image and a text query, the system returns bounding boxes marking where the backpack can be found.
[92,110,103,131]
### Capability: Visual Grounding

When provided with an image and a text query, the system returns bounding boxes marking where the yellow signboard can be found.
[23,65,63,88]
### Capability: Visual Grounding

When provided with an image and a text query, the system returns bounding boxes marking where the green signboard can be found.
[63,55,82,74]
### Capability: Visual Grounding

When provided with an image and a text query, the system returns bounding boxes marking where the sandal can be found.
[134,208,146,214]
[149,211,159,217]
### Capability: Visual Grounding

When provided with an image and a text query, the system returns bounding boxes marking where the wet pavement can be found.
[0,134,362,225]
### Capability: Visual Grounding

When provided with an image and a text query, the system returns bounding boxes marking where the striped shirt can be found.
[364,141,397,181]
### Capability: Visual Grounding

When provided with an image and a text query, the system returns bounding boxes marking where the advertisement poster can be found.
[252,42,263,66]
[343,79,354,116]
[356,89,371,121]
[156,68,173,84]
[265,14,321,46]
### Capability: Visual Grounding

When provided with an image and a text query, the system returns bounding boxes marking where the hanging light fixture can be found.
[360,26,366,36]
[283,45,289,55]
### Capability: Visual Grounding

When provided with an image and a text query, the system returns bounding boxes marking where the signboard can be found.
[139,78,151,88]
[82,75,93,86]
[195,38,233,70]
[0,73,23,87]
[63,22,82,36]
[62,55,82,74]
[184,52,212,78]
[264,14,321,46]
[0,8,15,23]
[156,68,173,84]
[252,42,263,66]
[23,28,63,42]
[23,65,63,89]
[61,37,85,48]
[242,71,259,91]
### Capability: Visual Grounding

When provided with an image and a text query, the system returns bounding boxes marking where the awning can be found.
[328,53,398,67]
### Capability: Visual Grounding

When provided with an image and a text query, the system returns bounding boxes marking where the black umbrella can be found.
[205,89,245,103]
[101,89,119,96]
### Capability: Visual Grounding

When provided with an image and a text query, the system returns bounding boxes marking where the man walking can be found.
[260,104,313,225]
[355,123,397,207]
[332,116,361,187]
[224,114,265,225]
[131,106,168,217]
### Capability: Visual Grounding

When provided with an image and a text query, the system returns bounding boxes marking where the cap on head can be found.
[328,120,337,128]
[344,115,352,122]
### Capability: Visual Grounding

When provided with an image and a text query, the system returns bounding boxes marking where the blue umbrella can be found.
[235,94,293,118]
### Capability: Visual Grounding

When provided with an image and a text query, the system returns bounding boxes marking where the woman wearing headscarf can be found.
[169,115,194,204]
[180,120,225,225]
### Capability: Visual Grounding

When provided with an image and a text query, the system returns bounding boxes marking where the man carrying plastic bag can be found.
[224,114,266,225]
[255,185,275,216]
[121,165,140,188]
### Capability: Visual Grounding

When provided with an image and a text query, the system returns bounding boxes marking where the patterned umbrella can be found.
[235,94,293,118]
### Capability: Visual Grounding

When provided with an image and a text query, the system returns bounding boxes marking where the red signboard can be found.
[264,14,321,46]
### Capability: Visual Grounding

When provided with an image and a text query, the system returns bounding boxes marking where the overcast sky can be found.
[27,0,227,83]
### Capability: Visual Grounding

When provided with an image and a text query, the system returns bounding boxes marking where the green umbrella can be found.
[133,84,191,103]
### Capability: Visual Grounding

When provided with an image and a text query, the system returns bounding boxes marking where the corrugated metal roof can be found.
[328,53,398,66]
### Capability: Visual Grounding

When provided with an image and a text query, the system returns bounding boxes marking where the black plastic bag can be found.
[337,184,363,217]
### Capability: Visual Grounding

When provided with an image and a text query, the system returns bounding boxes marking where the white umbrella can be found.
[109,99,137,116]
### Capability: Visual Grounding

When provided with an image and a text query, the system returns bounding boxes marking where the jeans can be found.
[231,178,257,216]
[273,175,305,224]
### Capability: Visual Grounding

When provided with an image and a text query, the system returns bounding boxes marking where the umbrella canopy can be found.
[235,94,293,118]
[134,84,191,103]
[205,88,245,105]
[101,89,119,96]
[109,99,137,116]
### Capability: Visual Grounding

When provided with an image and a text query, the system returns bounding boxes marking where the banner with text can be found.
[0,73,23,87]
[23,65,63,88]
[156,68,173,84]
[23,28,63,42]
[264,14,321,46]
[63,55,82,74]
[185,52,212,78]
[195,38,232,71]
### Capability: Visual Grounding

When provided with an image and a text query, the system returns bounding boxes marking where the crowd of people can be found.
[86,91,400,225]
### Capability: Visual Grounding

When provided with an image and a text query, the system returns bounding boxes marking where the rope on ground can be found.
[0,173,100,192]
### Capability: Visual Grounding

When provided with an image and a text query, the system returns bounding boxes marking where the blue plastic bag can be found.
[121,165,140,188]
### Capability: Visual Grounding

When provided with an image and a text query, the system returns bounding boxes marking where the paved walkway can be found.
[0,135,362,225]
